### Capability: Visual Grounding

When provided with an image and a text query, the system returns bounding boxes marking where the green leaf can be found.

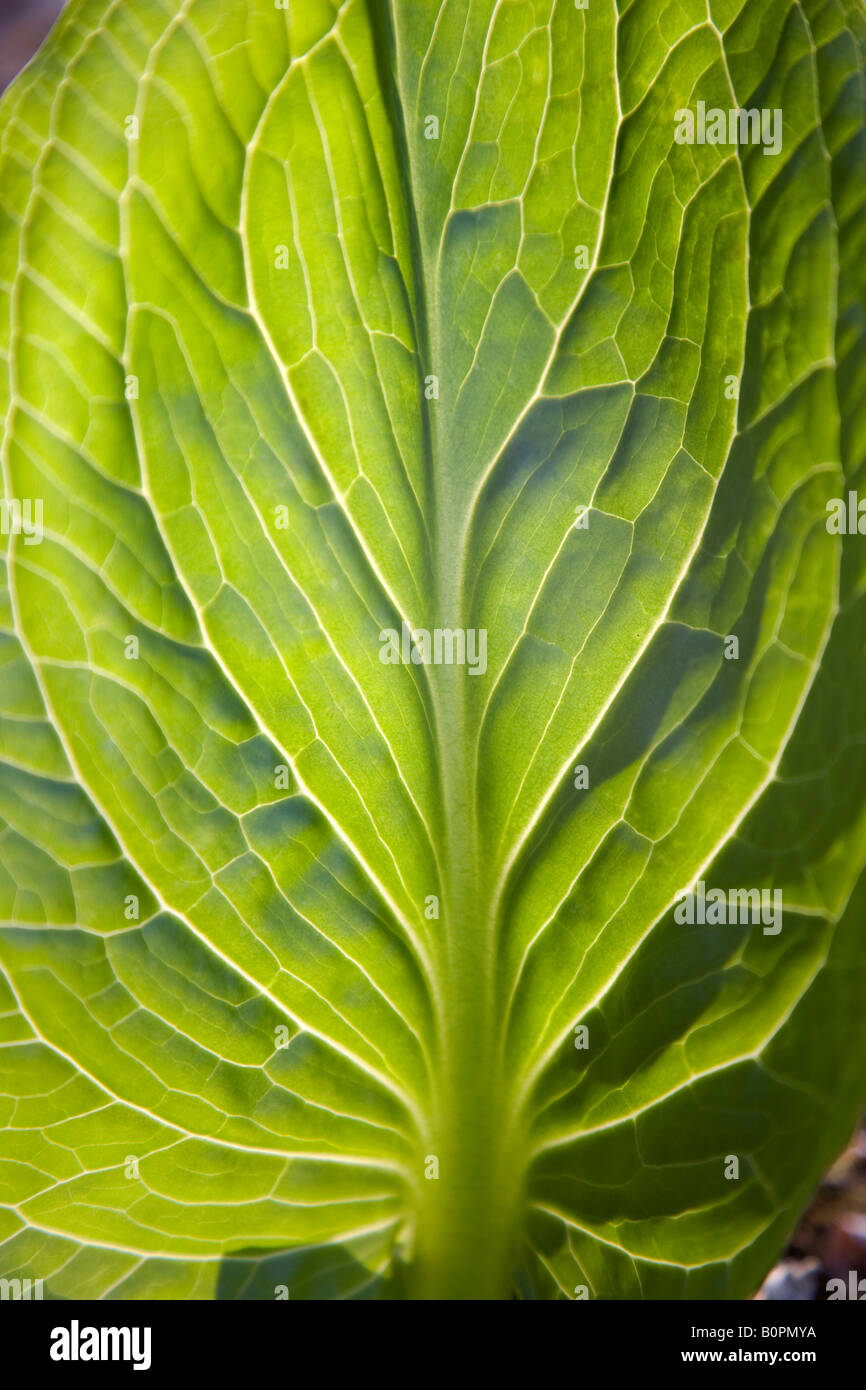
[1,0,865,1300]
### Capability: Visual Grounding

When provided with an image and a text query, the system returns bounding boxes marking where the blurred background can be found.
[756,1118,866,1300]
[0,0,65,93]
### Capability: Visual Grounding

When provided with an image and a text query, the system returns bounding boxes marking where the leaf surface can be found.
[1,0,865,1299]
